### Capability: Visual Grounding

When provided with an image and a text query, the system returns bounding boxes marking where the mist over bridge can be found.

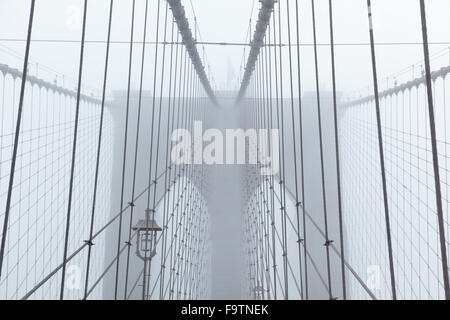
[0,0,450,301]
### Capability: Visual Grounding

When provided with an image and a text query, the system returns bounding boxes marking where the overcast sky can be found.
[2,0,450,98]
[2,0,450,300]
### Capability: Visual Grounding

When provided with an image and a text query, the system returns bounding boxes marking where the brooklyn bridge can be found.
[0,0,450,300]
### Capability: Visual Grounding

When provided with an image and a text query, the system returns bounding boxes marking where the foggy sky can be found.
[2,0,450,99]
[2,0,450,300]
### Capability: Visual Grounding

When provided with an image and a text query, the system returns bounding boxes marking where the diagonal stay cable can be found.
[20,172,167,300]
[281,178,378,300]
[255,184,306,298]
[85,174,182,300]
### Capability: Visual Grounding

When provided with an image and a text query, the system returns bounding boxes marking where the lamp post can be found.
[132,210,162,262]
[254,284,264,300]
[133,209,162,300]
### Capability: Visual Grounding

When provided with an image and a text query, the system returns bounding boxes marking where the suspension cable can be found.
[159,16,177,301]
[294,0,309,299]
[237,0,276,101]
[286,0,304,300]
[59,0,88,300]
[167,0,216,103]
[142,0,163,300]
[311,0,334,300]
[114,0,136,300]
[83,0,114,300]
[419,0,450,300]
[266,23,278,300]
[0,0,35,280]
[327,0,347,300]
[123,0,150,299]
[366,0,397,299]
[276,0,289,300]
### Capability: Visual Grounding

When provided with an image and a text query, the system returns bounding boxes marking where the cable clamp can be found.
[324,240,334,247]
[84,240,94,246]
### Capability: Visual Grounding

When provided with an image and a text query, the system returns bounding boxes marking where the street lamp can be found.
[254,285,264,300]
[132,209,162,261]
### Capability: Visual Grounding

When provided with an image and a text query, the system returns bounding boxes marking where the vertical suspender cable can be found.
[142,0,164,300]
[143,0,162,300]
[168,0,216,103]
[147,1,170,298]
[169,50,187,300]
[294,0,309,299]
[176,61,192,300]
[60,0,88,300]
[124,0,149,299]
[419,0,450,300]
[164,31,182,300]
[271,4,284,300]
[160,17,177,301]
[311,0,334,300]
[285,0,304,300]
[258,54,266,299]
[366,0,396,300]
[328,0,347,300]
[263,37,273,300]
[0,0,35,280]
[114,0,136,300]
[83,0,114,299]
[276,0,289,300]
[267,24,278,300]
[182,66,195,298]
[170,51,188,300]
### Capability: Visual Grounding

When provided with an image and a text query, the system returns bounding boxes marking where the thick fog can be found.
[1,0,450,300]
[2,0,450,96]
